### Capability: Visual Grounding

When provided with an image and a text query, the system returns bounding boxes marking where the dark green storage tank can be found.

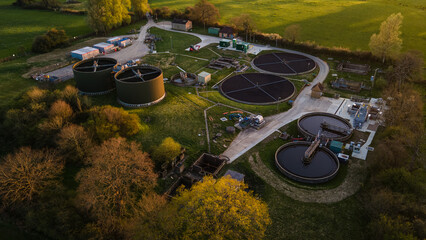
[114,66,165,108]
[72,57,118,95]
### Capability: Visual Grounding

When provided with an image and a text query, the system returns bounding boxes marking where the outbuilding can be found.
[329,140,344,154]
[208,27,220,35]
[107,37,122,45]
[172,19,192,31]
[93,42,115,53]
[236,42,252,53]
[219,26,237,39]
[198,71,211,85]
[219,39,232,47]
[311,82,324,98]
[224,170,245,182]
[117,38,131,48]
[71,47,99,60]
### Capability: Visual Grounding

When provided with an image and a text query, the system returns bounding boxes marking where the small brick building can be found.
[219,26,237,39]
[172,19,192,31]
[311,82,324,98]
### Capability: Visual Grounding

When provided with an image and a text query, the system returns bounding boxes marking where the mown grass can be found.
[0,59,36,108]
[0,0,91,58]
[150,0,426,56]
[223,148,367,240]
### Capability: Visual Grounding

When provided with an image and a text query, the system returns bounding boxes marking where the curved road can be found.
[48,18,339,164]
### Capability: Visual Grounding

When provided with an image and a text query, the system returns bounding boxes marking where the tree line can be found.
[0,85,271,239]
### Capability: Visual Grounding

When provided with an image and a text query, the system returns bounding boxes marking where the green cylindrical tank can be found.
[72,57,118,95]
[114,66,165,107]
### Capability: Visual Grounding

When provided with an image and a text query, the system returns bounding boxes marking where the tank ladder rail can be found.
[320,120,350,136]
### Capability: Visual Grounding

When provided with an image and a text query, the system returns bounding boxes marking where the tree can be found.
[76,138,158,237]
[369,13,403,62]
[32,28,68,53]
[131,0,150,19]
[87,0,131,34]
[56,124,93,164]
[284,24,301,43]
[49,100,73,120]
[0,147,63,205]
[191,0,220,30]
[232,14,256,42]
[387,50,424,86]
[86,106,144,142]
[151,137,181,167]
[169,176,271,240]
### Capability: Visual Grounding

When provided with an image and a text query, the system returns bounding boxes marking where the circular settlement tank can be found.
[298,112,353,141]
[219,73,295,105]
[275,142,340,184]
[72,57,118,95]
[114,65,165,108]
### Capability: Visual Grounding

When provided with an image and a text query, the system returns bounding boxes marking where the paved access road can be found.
[47,19,335,164]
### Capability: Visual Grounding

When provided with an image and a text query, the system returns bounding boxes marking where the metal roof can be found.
[93,42,114,48]
[71,47,99,55]
[198,71,211,78]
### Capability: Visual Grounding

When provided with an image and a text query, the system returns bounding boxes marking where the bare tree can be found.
[232,14,256,42]
[284,24,301,43]
[0,147,63,205]
[76,137,157,236]
[387,50,424,87]
[56,124,93,164]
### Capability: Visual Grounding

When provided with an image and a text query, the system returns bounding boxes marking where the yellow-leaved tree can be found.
[369,13,403,63]
[172,176,271,240]
[87,0,131,34]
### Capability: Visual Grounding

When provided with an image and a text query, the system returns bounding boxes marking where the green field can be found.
[0,0,91,58]
[150,0,426,55]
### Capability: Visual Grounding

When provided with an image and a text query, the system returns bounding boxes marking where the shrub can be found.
[32,28,68,53]
[86,106,145,142]
[151,137,181,167]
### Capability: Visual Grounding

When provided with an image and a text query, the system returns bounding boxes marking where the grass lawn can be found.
[215,119,369,239]
[0,0,91,58]
[0,58,36,109]
[150,0,426,56]
[222,140,367,240]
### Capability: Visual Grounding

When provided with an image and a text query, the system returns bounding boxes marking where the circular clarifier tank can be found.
[275,142,340,184]
[114,65,165,108]
[72,57,118,95]
[298,112,353,141]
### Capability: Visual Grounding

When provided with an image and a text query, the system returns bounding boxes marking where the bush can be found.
[151,137,181,167]
[32,28,68,53]
[86,106,145,142]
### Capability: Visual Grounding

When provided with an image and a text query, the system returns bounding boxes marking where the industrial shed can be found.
[172,19,192,31]
[117,38,131,47]
[93,42,115,53]
[72,57,118,95]
[71,47,99,60]
[114,66,165,107]
[107,37,122,45]
[219,27,237,39]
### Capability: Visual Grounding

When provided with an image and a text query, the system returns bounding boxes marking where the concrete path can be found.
[222,50,334,162]
[248,152,366,203]
[48,18,157,81]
